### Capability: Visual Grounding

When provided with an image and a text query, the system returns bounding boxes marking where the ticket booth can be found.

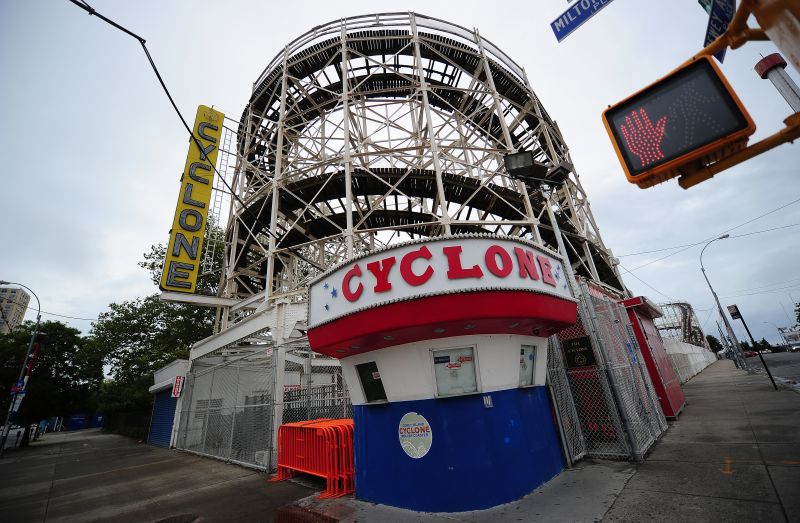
[307,236,578,511]
[621,297,685,419]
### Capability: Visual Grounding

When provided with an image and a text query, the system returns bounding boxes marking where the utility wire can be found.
[66,0,324,271]
[617,240,706,257]
[722,282,800,299]
[24,305,102,322]
[625,197,800,271]
[727,276,800,295]
[617,224,799,302]
[617,262,675,302]
[617,222,800,257]
[730,223,799,239]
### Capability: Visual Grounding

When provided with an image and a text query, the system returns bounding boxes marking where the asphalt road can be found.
[747,351,800,388]
[0,429,317,522]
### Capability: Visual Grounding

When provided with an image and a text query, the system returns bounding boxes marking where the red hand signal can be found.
[619,108,667,169]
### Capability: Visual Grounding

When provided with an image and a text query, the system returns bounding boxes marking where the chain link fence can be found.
[175,338,352,471]
[176,342,276,470]
[586,290,667,459]
[547,337,587,465]
[547,281,667,462]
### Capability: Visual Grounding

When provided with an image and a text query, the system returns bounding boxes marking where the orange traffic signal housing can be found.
[603,56,756,189]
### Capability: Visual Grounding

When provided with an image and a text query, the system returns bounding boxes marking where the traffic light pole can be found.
[735,310,779,391]
[676,0,800,189]
[677,113,800,188]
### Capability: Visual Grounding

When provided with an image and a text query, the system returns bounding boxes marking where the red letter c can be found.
[400,246,434,286]
[342,264,364,301]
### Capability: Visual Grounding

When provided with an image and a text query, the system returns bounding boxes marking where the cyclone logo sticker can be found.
[398,412,433,459]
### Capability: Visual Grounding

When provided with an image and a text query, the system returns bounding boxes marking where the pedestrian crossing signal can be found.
[603,56,755,189]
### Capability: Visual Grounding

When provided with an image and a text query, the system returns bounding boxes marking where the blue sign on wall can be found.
[551,0,616,42]
[704,0,736,62]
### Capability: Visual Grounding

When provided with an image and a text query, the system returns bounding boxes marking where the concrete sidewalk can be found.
[0,428,314,522]
[293,360,800,522]
[603,359,799,522]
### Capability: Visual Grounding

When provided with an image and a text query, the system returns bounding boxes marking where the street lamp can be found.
[0,281,41,458]
[699,236,747,370]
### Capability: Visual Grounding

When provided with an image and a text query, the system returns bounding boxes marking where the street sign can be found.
[699,0,713,13]
[727,304,741,320]
[602,56,755,188]
[551,0,616,42]
[11,391,26,413]
[704,0,736,62]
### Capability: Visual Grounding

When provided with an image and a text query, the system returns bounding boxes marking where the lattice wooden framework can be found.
[219,13,625,326]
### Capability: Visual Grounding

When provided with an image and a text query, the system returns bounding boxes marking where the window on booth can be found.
[355,361,387,403]
[432,346,478,397]
[519,345,536,387]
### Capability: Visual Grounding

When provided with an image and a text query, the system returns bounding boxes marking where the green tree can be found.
[0,321,102,421]
[91,294,214,410]
[91,226,224,412]
[706,334,724,353]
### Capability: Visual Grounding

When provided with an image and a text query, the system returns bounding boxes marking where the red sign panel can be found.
[171,375,185,398]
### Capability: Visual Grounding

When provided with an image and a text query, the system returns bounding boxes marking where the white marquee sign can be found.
[308,236,573,328]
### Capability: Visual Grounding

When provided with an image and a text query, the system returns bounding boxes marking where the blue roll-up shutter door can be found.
[148,390,177,448]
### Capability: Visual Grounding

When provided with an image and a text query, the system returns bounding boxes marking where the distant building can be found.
[0,286,31,333]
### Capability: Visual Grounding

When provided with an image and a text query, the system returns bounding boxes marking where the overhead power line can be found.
[618,222,799,304]
[66,0,324,271]
[722,282,800,299]
[617,262,675,302]
[25,305,102,322]
[618,222,800,257]
[726,276,800,295]
[624,197,800,271]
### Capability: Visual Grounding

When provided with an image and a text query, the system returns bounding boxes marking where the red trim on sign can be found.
[308,290,577,358]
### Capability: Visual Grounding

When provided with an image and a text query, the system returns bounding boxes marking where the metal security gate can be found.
[547,280,667,462]
[547,337,587,465]
[176,344,277,470]
[148,389,177,448]
[175,339,352,471]
[584,286,667,459]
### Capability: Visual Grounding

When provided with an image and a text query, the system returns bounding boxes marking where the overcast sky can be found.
[1,0,798,345]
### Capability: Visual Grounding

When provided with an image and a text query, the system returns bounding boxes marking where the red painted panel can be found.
[307,290,577,358]
[625,306,685,418]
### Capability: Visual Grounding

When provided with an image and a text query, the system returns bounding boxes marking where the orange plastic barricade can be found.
[271,418,354,498]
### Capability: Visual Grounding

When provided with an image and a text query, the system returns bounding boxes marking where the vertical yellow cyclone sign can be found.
[160,105,225,293]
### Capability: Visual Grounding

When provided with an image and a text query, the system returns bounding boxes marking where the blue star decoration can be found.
[324,304,330,311]
[554,267,561,281]
[331,288,338,298]
[323,282,329,289]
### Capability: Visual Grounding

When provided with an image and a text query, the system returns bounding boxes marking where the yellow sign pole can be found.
[160,105,225,293]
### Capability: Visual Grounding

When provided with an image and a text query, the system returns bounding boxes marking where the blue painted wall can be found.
[148,390,177,448]
[353,386,564,512]
[66,414,88,431]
